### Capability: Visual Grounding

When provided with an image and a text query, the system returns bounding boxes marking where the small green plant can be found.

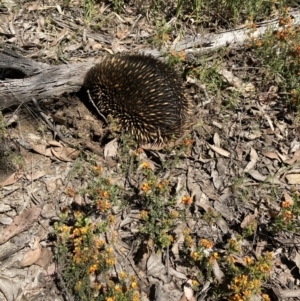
[83,0,95,22]
[55,210,140,301]
[270,190,300,233]
[152,19,171,49]
[174,0,277,27]
[190,54,224,100]
[54,136,195,299]
[112,0,124,13]
[184,235,273,301]
[250,9,300,107]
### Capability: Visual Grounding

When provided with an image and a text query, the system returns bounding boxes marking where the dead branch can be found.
[0,52,97,110]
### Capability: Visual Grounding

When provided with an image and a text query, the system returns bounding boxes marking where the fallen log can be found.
[0,49,97,110]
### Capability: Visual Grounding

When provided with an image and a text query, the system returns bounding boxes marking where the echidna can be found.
[84,54,192,144]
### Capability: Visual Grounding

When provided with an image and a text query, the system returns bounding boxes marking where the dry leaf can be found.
[51,27,68,46]
[209,144,230,157]
[48,140,63,147]
[169,267,188,280]
[212,260,225,283]
[213,132,221,147]
[241,210,258,229]
[31,144,48,155]
[293,252,300,271]
[35,247,53,269]
[284,149,300,165]
[25,170,46,181]
[51,146,79,161]
[255,241,267,257]
[241,131,261,140]
[0,207,41,245]
[277,152,289,162]
[21,239,41,267]
[218,68,243,88]
[182,280,196,301]
[283,191,294,206]
[0,172,23,187]
[286,174,300,184]
[247,170,281,184]
[263,152,280,161]
[104,138,118,158]
[244,147,258,172]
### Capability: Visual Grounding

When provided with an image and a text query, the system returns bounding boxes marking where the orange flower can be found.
[92,165,103,175]
[182,195,192,205]
[96,200,111,212]
[141,182,150,192]
[89,264,97,274]
[66,186,75,197]
[139,210,148,220]
[281,201,291,208]
[199,238,213,249]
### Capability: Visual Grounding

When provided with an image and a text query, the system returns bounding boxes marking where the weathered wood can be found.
[0,49,48,77]
[0,53,97,110]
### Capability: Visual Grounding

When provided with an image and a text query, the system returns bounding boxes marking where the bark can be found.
[0,49,97,110]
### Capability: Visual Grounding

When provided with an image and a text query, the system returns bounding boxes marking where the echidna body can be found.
[84,54,191,144]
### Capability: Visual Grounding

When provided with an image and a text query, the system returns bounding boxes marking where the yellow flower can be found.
[108,214,115,225]
[243,256,253,265]
[228,294,243,301]
[139,210,148,220]
[185,235,194,248]
[191,251,200,261]
[93,238,105,248]
[226,255,235,264]
[106,258,115,266]
[191,279,198,287]
[89,264,97,274]
[182,138,193,146]
[92,165,103,174]
[261,294,271,301]
[131,281,137,289]
[208,253,218,265]
[75,281,82,291]
[141,182,150,192]
[132,291,140,301]
[119,271,126,279]
[170,210,179,219]
[80,227,88,235]
[140,162,150,169]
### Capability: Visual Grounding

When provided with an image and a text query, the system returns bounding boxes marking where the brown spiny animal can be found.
[84,54,192,144]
